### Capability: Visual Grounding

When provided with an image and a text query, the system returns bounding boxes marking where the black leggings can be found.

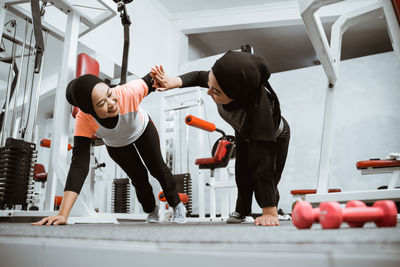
[234,118,290,215]
[106,120,180,213]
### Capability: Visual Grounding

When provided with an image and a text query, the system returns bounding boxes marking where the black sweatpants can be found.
[234,118,290,215]
[106,120,180,213]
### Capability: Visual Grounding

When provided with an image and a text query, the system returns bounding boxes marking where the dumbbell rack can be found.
[174,173,192,216]
[111,178,131,213]
[0,138,37,210]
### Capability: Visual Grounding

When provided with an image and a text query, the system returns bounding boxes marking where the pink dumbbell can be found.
[292,201,320,229]
[319,200,398,229]
[345,200,368,228]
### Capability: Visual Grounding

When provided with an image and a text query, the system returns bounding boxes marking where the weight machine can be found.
[0,0,118,222]
[298,0,400,204]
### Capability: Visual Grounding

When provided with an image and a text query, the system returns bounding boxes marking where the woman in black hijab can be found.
[32,73,187,225]
[151,51,290,226]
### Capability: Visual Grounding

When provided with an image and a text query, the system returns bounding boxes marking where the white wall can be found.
[188,37,211,61]
[164,51,400,214]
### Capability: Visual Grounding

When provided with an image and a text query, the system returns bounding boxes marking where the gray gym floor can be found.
[1,220,400,267]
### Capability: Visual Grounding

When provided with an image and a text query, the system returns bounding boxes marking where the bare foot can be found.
[254,206,280,226]
[254,214,279,226]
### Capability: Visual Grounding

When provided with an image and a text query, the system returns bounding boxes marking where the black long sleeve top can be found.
[179,71,282,140]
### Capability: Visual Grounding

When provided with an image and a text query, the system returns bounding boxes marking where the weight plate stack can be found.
[173,173,192,217]
[111,178,130,213]
[0,138,37,210]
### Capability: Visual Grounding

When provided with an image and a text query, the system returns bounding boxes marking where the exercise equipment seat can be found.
[33,163,47,182]
[356,159,400,170]
[195,139,235,169]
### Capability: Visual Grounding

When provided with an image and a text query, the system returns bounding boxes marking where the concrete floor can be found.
[1,220,400,267]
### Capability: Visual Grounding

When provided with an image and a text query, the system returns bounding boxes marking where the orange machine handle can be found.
[185,115,216,132]
[158,191,189,204]
[40,138,51,148]
[40,139,73,151]
[54,196,63,206]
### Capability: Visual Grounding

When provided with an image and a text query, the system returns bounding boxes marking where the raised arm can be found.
[151,65,209,92]
[179,71,209,88]
[32,136,91,226]
[141,72,156,94]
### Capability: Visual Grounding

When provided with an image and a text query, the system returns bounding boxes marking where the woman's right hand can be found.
[31,214,68,226]
[150,65,182,92]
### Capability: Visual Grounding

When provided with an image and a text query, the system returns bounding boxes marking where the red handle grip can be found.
[40,139,73,151]
[54,196,63,206]
[40,138,51,148]
[185,115,216,132]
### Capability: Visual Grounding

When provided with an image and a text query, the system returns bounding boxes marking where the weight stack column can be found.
[112,178,130,213]
[173,173,192,216]
[0,138,37,210]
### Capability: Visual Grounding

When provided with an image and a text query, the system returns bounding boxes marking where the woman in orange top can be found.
[33,74,186,225]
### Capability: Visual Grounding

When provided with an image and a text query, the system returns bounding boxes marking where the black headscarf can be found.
[211,51,280,141]
[66,74,118,128]
[212,50,270,107]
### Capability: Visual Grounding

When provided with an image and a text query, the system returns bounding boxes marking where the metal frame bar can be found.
[298,0,343,86]
[0,18,17,146]
[330,2,384,73]
[305,189,400,203]
[299,0,342,195]
[382,0,400,59]
[388,171,400,189]
[10,19,29,138]
[0,0,9,144]
[360,167,400,175]
[207,165,236,221]
[161,88,207,218]
[44,10,80,211]
[4,0,116,41]
[0,0,6,42]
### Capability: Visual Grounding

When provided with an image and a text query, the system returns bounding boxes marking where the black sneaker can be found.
[226,211,246,224]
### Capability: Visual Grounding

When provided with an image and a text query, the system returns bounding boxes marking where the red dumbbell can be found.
[292,200,369,229]
[345,200,368,228]
[319,200,398,229]
[292,201,320,229]
[158,191,188,204]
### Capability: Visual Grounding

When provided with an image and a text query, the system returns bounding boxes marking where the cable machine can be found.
[0,0,117,221]
[113,0,133,85]
[0,0,47,211]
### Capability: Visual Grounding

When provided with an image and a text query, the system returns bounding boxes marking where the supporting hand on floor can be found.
[31,214,68,226]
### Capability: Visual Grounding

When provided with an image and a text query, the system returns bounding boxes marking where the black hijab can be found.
[211,51,280,141]
[66,74,118,128]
